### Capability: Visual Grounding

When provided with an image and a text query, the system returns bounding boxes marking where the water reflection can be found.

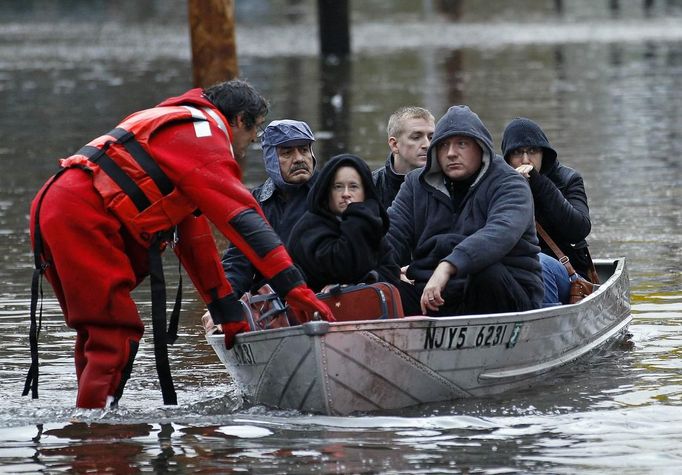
[38,423,152,473]
[5,400,682,473]
[319,56,353,158]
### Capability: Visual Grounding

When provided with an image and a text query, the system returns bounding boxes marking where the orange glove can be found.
[223,320,251,349]
[286,285,336,322]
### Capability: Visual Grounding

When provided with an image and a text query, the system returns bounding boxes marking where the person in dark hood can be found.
[372,106,435,210]
[387,105,544,316]
[287,154,404,295]
[501,117,593,280]
[222,119,318,297]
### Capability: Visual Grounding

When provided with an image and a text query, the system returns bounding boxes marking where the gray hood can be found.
[421,105,495,196]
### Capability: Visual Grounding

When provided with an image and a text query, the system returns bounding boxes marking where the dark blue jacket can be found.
[501,117,592,276]
[288,154,400,292]
[387,106,544,306]
[372,152,406,210]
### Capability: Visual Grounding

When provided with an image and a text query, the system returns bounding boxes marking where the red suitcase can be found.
[303,282,404,322]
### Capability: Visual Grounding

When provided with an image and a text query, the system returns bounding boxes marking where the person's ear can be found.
[388,136,399,154]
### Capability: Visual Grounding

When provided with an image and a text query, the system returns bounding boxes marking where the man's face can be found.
[388,117,435,173]
[277,143,314,184]
[436,135,483,181]
[231,114,265,161]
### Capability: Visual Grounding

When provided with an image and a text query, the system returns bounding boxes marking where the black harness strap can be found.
[23,263,43,398]
[77,144,151,212]
[148,236,177,405]
[167,257,182,345]
[23,168,69,399]
[113,128,175,196]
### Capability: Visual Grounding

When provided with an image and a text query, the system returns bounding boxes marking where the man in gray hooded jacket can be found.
[222,119,317,297]
[387,105,544,315]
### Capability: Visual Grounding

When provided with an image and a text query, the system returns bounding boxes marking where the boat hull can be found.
[207,258,631,415]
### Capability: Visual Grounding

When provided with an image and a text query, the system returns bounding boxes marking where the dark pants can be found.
[399,263,535,316]
[395,279,422,316]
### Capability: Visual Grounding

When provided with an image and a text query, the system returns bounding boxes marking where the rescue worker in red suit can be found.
[28,79,334,409]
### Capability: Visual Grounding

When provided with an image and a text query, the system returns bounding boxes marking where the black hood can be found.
[308,153,388,225]
[501,117,558,173]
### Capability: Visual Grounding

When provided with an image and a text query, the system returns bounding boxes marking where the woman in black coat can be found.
[502,117,593,279]
[287,153,401,293]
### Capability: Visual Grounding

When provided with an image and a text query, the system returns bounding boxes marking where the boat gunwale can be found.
[206,257,628,346]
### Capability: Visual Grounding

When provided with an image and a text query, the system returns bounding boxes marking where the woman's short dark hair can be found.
[203,79,269,129]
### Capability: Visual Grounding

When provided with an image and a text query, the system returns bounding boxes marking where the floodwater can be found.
[1,0,682,473]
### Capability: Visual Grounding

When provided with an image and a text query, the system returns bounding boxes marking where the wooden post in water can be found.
[188,0,238,88]
[317,0,350,57]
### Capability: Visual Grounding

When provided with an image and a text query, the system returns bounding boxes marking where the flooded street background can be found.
[1,0,682,473]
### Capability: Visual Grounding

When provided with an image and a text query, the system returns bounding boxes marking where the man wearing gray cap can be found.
[222,119,317,297]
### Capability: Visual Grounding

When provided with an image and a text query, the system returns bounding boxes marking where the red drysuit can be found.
[28,89,329,408]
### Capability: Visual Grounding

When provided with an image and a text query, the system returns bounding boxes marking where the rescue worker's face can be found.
[328,166,365,215]
[232,114,266,161]
[277,143,314,184]
[436,135,483,181]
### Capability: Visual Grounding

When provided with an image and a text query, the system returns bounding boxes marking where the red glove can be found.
[286,286,336,322]
[223,320,251,349]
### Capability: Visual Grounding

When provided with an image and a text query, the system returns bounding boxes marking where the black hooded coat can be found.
[501,118,592,277]
[287,154,401,292]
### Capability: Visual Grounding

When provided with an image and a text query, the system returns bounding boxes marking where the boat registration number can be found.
[423,323,522,350]
[233,343,256,365]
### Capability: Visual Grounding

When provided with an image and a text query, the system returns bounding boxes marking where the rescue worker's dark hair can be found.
[203,79,269,129]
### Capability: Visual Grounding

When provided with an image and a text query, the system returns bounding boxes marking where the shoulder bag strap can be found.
[535,222,579,278]
[584,247,601,285]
